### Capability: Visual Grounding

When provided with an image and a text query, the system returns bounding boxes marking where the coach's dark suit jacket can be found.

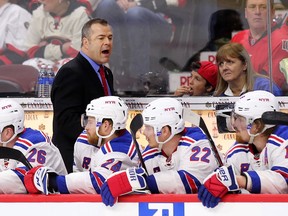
[51,52,114,173]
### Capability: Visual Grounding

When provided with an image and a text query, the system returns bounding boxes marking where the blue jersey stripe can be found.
[90,171,105,194]
[76,138,90,145]
[146,175,159,194]
[226,148,249,159]
[267,140,281,147]
[14,143,29,150]
[178,170,201,194]
[57,175,70,194]
[246,171,261,193]
[143,152,161,162]
[178,142,191,147]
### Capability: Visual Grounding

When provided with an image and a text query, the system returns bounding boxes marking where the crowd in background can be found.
[1,0,288,95]
[0,0,288,207]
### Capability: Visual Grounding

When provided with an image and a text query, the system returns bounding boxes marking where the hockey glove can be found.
[101,167,147,207]
[24,166,52,195]
[198,165,239,208]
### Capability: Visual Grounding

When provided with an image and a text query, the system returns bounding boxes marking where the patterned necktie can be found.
[99,65,109,96]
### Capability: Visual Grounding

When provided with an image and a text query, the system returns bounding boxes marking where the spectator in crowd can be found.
[182,9,243,71]
[0,0,31,65]
[174,61,218,96]
[213,42,282,96]
[231,0,288,94]
[22,0,90,71]
[15,0,93,14]
[51,18,114,173]
[87,0,100,12]
[92,0,187,92]
[0,99,67,194]
[198,90,288,208]
[11,0,39,12]
[100,98,219,207]
[24,96,139,195]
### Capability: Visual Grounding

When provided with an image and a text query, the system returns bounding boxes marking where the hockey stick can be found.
[130,113,148,173]
[183,109,223,167]
[0,147,33,169]
[262,111,288,125]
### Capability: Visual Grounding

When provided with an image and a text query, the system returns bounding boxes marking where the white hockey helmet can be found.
[0,99,25,145]
[85,96,128,138]
[142,98,185,145]
[233,90,279,140]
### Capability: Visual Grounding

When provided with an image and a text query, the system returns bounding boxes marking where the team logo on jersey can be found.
[165,156,175,169]
[139,202,184,216]
[4,159,9,169]
[282,40,288,52]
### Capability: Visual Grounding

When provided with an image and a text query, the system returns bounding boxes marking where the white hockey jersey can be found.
[0,128,67,194]
[23,4,89,60]
[142,127,219,194]
[0,3,31,51]
[225,125,288,194]
[73,130,99,172]
[56,129,139,194]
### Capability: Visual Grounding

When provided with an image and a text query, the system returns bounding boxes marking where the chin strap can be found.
[96,128,115,139]
[155,132,174,150]
[0,133,17,147]
[248,135,255,144]
[247,125,268,144]
[97,137,102,147]
[95,120,115,139]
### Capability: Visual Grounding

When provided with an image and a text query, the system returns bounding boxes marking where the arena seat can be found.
[0,80,22,92]
[0,64,39,97]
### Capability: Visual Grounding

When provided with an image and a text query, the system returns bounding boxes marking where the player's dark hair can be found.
[3,125,15,134]
[102,118,112,125]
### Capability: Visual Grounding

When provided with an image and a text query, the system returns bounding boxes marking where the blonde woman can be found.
[213,42,282,96]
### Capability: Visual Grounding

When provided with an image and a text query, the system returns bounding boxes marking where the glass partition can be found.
[1,0,287,97]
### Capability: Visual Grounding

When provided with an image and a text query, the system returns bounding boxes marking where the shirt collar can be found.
[224,85,247,96]
[80,51,101,72]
